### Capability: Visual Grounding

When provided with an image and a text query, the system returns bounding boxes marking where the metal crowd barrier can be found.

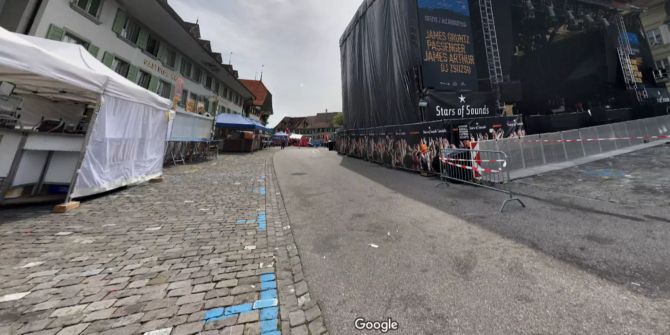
[479,114,670,177]
[438,148,525,212]
[164,139,220,167]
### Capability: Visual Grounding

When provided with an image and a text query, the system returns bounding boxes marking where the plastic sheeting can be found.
[71,95,169,198]
[167,110,213,141]
[340,0,422,129]
[216,113,270,132]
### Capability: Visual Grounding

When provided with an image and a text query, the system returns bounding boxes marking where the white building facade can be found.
[0,0,253,115]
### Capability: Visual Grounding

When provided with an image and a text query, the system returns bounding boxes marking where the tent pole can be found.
[61,96,103,207]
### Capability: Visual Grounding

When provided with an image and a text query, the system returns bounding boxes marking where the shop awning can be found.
[215,113,270,132]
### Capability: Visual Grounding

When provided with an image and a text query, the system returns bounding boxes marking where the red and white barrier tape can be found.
[444,157,506,163]
[516,135,669,144]
[439,158,502,174]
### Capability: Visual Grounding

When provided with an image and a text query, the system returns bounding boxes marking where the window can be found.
[146,35,160,57]
[656,58,670,69]
[164,48,176,68]
[647,28,664,46]
[180,58,193,78]
[121,18,140,43]
[203,98,210,113]
[190,92,198,103]
[205,75,213,90]
[74,0,102,17]
[112,57,130,77]
[137,70,151,89]
[157,80,172,99]
[178,90,188,107]
[62,32,89,48]
[192,67,202,82]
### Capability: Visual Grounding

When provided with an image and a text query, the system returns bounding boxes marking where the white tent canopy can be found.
[0,27,172,199]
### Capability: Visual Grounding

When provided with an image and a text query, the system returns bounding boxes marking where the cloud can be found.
[168,0,362,127]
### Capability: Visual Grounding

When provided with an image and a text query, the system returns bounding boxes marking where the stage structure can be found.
[338,0,669,173]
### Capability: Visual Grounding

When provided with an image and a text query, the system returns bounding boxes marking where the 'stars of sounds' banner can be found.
[417,0,478,91]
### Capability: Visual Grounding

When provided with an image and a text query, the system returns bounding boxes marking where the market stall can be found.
[0,28,171,206]
[215,114,270,152]
[164,110,216,165]
[272,132,289,146]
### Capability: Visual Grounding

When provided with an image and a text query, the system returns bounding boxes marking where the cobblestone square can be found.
[0,150,325,335]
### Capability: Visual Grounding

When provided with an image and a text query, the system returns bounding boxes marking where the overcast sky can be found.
[168,0,362,127]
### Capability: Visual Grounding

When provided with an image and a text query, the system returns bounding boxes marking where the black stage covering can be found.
[339,0,667,142]
[339,0,497,130]
[339,0,422,130]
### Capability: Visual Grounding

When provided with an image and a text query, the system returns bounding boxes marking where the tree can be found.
[334,112,344,127]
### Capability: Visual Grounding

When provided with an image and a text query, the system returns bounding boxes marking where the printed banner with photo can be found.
[337,116,524,174]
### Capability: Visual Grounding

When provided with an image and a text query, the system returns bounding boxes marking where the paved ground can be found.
[274,146,670,334]
[0,150,324,335]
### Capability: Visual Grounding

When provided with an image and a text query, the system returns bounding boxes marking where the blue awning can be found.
[216,113,269,132]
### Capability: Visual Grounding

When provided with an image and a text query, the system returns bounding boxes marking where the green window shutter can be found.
[127,65,139,83]
[46,24,64,41]
[112,10,126,34]
[102,52,114,68]
[87,44,100,58]
[148,75,159,93]
[137,29,149,49]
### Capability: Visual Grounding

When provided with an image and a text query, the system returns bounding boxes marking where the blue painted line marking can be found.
[236,219,246,224]
[253,298,278,309]
[203,274,280,326]
[262,331,280,335]
[261,280,277,290]
[246,220,256,224]
[260,273,275,282]
[227,303,253,315]
[259,318,278,333]
[260,307,278,321]
[258,212,267,231]
[204,307,224,320]
[260,289,277,300]
[203,303,252,323]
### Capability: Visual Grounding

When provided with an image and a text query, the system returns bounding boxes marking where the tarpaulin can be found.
[340,0,422,129]
[340,0,489,130]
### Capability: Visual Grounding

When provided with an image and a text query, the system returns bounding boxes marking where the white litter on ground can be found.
[55,232,73,236]
[369,244,379,248]
[21,261,43,268]
[0,292,30,303]
[244,245,257,250]
[145,227,162,231]
[143,328,172,335]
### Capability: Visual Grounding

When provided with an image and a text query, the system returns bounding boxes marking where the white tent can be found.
[0,27,171,201]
